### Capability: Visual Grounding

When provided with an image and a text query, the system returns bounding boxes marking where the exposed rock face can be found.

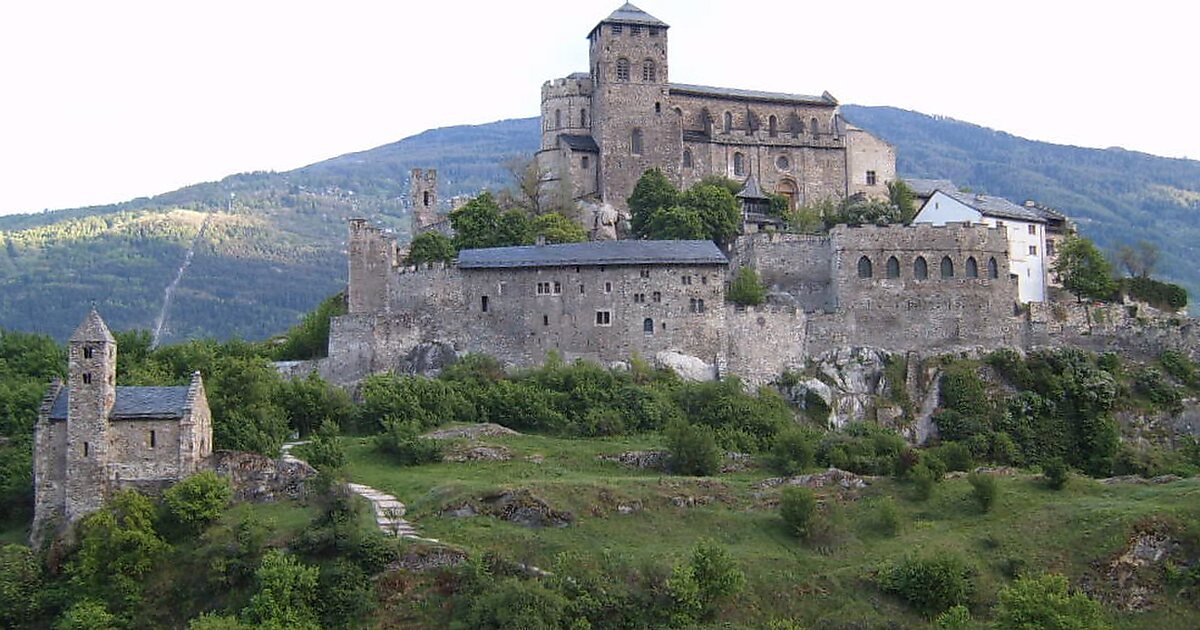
[391,545,469,572]
[444,445,512,462]
[423,423,520,440]
[754,468,869,490]
[397,341,458,376]
[1086,519,1186,612]
[597,450,669,470]
[654,351,717,382]
[443,489,572,528]
[212,450,316,502]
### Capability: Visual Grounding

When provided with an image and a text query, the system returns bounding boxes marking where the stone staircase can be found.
[281,441,436,542]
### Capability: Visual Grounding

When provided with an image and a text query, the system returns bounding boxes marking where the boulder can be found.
[655,351,717,381]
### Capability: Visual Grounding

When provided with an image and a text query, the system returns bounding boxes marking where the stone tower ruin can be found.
[64,309,116,523]
[410,168,439,232]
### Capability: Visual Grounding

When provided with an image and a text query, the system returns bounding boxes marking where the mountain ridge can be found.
[1,107,1197,342]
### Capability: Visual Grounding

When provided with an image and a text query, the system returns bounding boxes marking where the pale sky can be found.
[1,0,1196,216]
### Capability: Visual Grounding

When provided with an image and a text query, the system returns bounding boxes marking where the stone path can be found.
[281,441,437,542]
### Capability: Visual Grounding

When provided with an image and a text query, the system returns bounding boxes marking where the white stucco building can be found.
[913,190,1050,303]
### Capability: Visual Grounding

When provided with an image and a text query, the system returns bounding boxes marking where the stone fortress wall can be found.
[324,221,1035,385]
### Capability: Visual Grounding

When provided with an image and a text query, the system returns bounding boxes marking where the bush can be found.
[879,555,974,616]
[666,421,722,476]
[56,599,118,630]
[1043,457,1069,490]
[689,539,745,615]
[865,496,902,537]
[1159,349,1199,388]
[1134,367,1183,411]
[779,486,818,539]
[0,545,43,628]
[994,573,1109,630]
[936,442,974,472]
[1121,276,1188,311]
[768,427,819,476]
[935,605,973,630]
[967,472,998,513]
[727,267,766,306]
[404,231,456,265]
[163,471,233,533]
[373,418,443,466]
[298,420,346,472]
[909,463,937,502]
[458,577,568,630]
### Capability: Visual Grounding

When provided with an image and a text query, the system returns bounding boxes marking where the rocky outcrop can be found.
[423,423,520,440]
[212,450,316,503]
[1085,518,1189,612]
[443,489,573,528]
[754,468,869,490]
[397,341,458,376]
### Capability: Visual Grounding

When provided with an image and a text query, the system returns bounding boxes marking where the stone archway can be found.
[776,179,799,210]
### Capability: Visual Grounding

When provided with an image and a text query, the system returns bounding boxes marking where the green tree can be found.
[994,573,1109,630]
[450,192,508,250]
[0,545,43,628]
[888,180,917,222]
[272,293,348,361]
[274,372,352,437]
[70,490,170,613]
[531,212,587,244]
[298,420,346,472]
[163,471,233,533]
[56,599,117,630]
[497,209,535,246]
[459,577,568,630]
[646,205,707,240]
[404,231,456,265]
[628,169,679,237]
[1115,239,1159,278]
[187,614,247,630]
[243,550,320,630]
[679,183,742,245]
[666,420,722,476]
[689,539,745,614]
[967,471,998,513]
[727,267,767,306]
[879,555,974,616]
[1052,236,1116,302]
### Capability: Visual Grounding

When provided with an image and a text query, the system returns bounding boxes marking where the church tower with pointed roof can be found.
[64,308,117,522]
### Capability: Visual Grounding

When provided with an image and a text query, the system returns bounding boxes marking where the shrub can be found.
[56,599,118,630]
[689,539,746,615]
[1043,457,1069,490]
[866,496,902,537]
[1159,349,1199,388]
[404,231,456,265]
[297,420,346,472]
[909,463,937,502]
[727,267,766,306]
[879,555,974,616]
[779,486,818,539]
[0,545,43,628]
[768,427,819,476]
[243,550,321,630]
[1122,276,1188,311]
[1134,367,1182,411]
[163,471,233,533]
[937,442,974,472]
[935,605,973,630]
[994,573,1109,630]
[373,418,443,466]
[460,576,568,630]
[967,472,998,513]
[666,421,722,476]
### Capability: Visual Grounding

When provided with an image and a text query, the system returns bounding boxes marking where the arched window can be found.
[580,109,588,127]
[776,179,797,210]
[732,152,745,176]
[768,115,778,138]
[631,128,643,154]
[724,111,733,133]
[555,109,562,129]
[644,318,654,335]
[810,117,819,135]
[941,256,955,278]
[886,256,900,278]
[966,257,979,278]
[914,256,928,280]
[857,256,873,278]
[988,257,999,279]
[616,58,630,82]
[642,59,656,82]
[682,148,693,168]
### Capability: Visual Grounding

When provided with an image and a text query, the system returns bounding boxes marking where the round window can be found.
[776,155,790,170]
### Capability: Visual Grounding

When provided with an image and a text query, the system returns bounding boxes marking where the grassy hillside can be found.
[3,106,1198,342]
[344,430,1200,628]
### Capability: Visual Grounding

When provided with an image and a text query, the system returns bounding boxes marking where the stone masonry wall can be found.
[729,233,834,311]
[725,305,808,384]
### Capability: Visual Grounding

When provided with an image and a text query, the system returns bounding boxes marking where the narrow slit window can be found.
[481,296,489,312]
[149,430,156,448]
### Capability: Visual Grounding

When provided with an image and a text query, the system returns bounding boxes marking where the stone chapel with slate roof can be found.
[32,309,212,542]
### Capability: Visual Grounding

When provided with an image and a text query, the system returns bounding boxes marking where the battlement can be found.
[830,222,1009,254]
[542,76,593,99]
[396,260,458,275]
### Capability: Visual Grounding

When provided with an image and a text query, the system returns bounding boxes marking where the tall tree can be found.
[404,232,456,265]
[628,169,679,238]
[679,184,741,245]
[1053,236,1116,302]
[1116,240,1159,278]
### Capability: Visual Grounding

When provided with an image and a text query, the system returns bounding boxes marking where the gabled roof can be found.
[70,309,115,344]
[48,386,191,421]
[559,134,599,153]
[458,240,727,269]
[905,178,958,197]
[670,83,835,106]
[601,3,668,27]
[939,190,1046,223]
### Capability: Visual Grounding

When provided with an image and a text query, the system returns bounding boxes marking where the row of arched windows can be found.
[720,111,820,137]
[615,58,656,83]
[857,255,1000,281]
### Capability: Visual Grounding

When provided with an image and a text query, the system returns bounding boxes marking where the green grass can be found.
[344,432,1200,628]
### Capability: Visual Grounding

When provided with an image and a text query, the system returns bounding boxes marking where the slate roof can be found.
[70,309,115,343]
[670,83,835,106]
[559,134,599,152]
[48,386,191,421]
[941,190,1046,223]
[737,176,768,200]
[905,178,957,197]
[601,3,668,27]
[458,240,728,269]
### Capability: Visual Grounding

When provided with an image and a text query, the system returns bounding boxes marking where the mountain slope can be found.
[2,109,1198,342]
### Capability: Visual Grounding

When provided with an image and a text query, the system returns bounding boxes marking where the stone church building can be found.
[32,309,213,542]
[536,3,897,221]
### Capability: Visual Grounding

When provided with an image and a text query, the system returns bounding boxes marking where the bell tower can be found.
[64,308,116,522]
[587,3,678,211]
